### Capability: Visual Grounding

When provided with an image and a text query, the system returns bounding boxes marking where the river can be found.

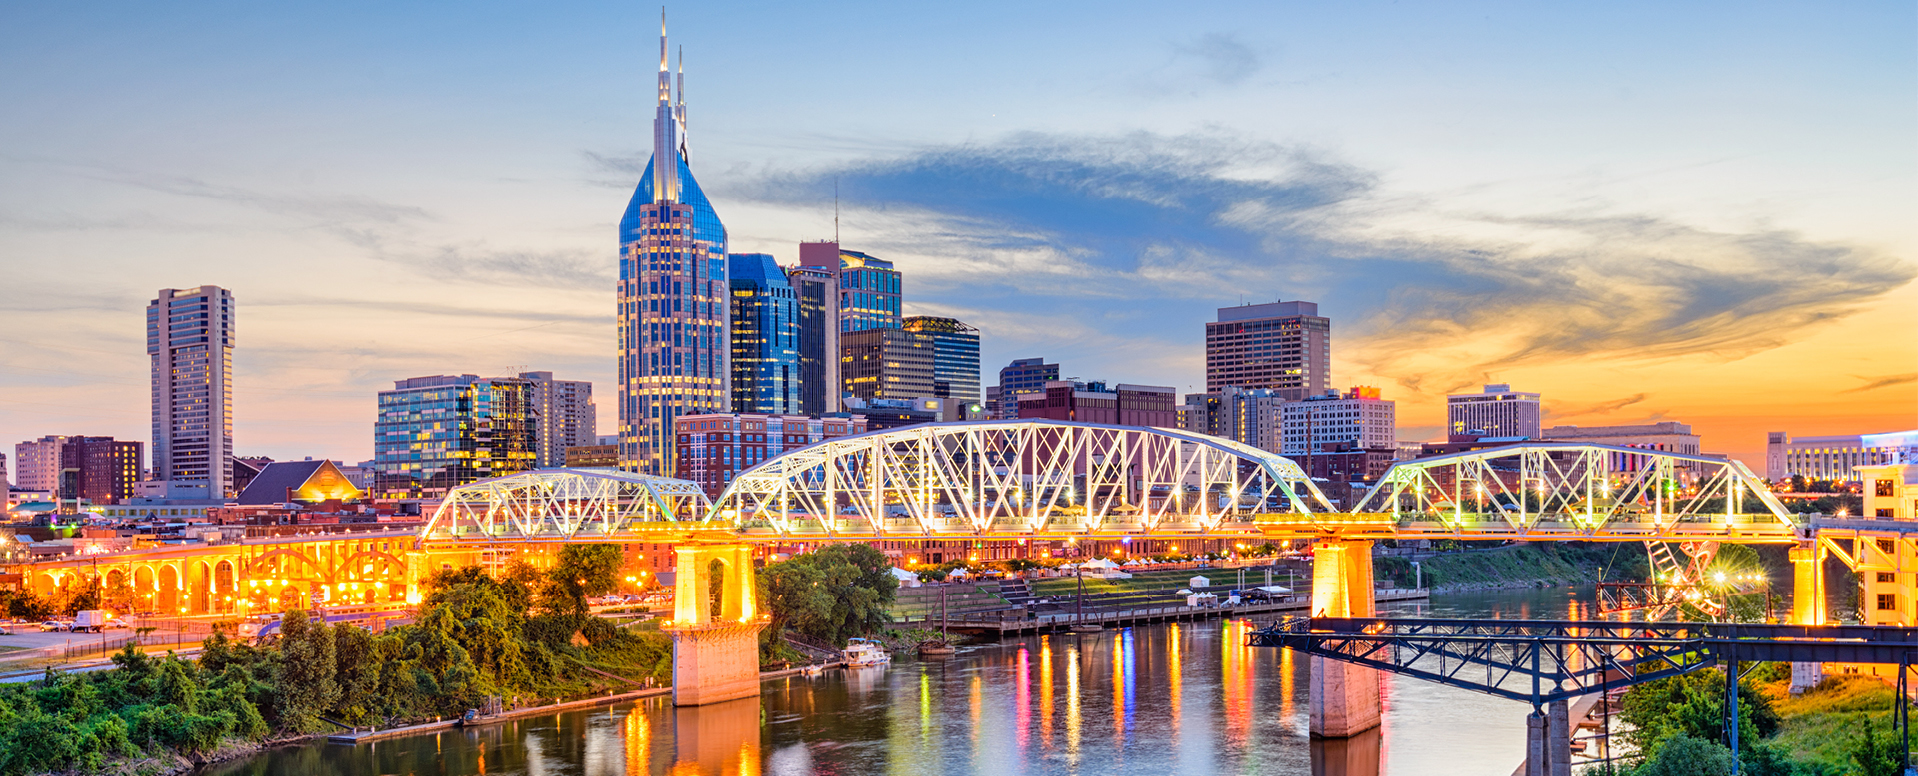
[200,587,1603,776]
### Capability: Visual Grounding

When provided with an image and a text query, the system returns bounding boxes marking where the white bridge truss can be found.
[712,420,1333,538]
[424,468,717,541]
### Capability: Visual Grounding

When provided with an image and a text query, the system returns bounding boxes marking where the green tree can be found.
[761,544,896,645]
[541,544,624,616]
[275,610,340,731]
[1848,717,1903,776]
[1637,735,1736,776]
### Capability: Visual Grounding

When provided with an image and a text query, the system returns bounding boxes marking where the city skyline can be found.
[2,2,1913,470]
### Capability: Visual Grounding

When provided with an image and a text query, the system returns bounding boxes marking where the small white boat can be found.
[843,638,892,667]
[800,663,825,678]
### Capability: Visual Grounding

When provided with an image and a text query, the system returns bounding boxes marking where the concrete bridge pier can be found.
[1520,700,1572,776]
[661,544,767,706]
[1309,539,1382,738]
[1789,542,1828,692]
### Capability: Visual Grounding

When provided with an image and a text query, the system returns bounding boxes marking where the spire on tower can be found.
[676,46,687,150]
[650,8,679,203]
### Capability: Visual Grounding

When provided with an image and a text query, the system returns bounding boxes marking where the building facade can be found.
[374,375,538,503]
[1447,384,1542,439]
[1542,422,1701,457]
[837,249,901,333]
[148,285,236,497]
[13,436,68,493]
[728,253,800,415]
[992,357,1059,420]
[1280,387,1397,457]
[902,316,981,421]
[58,437,144,507]
[518,371,597,469]
[618,23,730,476]
[1767,429,1918,483]
[1204,301,1330,398]
[673,413,867,496]
[788,254,841,416]
[841,327,935,403]
[1017,381,1177,428]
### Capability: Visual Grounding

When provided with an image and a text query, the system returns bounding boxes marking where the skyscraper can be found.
[518,371,597,468]
[1446,383,1541,438]
[992,358,1060,419]
[618,18,729,475]
[374,375,537,502]
[728,253,800,415]
[837,248,901,332]
[14,435,69,493]
[788,261,841,415]
[901,316,981,420]
[1204,301,1330,399]
[841,328,935,402]
[58,437,144,506]
[148,285,235,497]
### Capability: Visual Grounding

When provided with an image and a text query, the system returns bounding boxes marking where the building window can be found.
[1878,539,1895,554]
[1880,509,1897,518]
[1878,593,1898,611]
[1879,479,1897,497]
[1880,572,1897,583]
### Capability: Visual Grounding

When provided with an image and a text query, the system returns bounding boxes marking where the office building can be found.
[57,437,144,506]
[518,371,597,468]
[565,444,620,468]
[1017,381,1177,428]
[1204,301,1331,398]
[837,249,901,333]
[1180,386,1292,453]
[1280,387,1397,457]
[841,327,936,403]
[1542,422,1701,456]
[673,413,868,496]
[0,451,7,488]
[14,436,69,493]
[1767,429,1918,483]
[374,375,538,503]
[840,396,943,431]
[148,285,236,497]
[729,253,801,415]
[788,255,841,415]
[1447,384,1542,439]
[992,358,1059,420]
[618,22,730,475]
[902,316,981,421]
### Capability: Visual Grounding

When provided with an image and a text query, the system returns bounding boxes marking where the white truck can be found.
[71,610,109,633]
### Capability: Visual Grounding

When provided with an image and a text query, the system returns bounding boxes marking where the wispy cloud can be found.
[1544,393,1650,420]
[1844,373,1918,393]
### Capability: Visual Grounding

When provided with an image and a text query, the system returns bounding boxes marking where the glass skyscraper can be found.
[728,253,800,415]
[901,316,982,420]
[147,285,234,497]
[838,249,901,332]
[373,374,537,502]
[617,19,730,475]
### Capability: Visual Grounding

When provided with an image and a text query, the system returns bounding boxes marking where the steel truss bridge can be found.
[1253,616,1918,768]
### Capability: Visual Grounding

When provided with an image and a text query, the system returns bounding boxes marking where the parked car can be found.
[40,621,70,632]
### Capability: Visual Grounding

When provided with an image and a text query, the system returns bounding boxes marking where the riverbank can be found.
[1376,543,1644,593]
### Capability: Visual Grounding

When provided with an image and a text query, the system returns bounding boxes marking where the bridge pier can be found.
[661,544,767,706]
[1310,539,1382,738]
[1790,542,1827,693]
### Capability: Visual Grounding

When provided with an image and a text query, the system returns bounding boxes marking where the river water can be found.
[201,588,1602,776]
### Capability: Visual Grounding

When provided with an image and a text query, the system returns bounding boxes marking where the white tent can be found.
[890,567,922,588]
[947,567,971,579]
[1256,585,1292,594]
[1189,575,1211,589]
[1083,558,1120,570]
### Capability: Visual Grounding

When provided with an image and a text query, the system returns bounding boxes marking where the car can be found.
[39,621,69,632]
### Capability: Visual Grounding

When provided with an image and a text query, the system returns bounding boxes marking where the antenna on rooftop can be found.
[834,178,840,243]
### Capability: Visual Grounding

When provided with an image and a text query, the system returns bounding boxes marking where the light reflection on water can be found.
[199,587,1590,776]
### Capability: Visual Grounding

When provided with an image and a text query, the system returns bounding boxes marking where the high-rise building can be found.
[837,249,901,332]
[728,253,800,415]
[1280,387,1397,457]
[374,375,537,503]
[56,436,143,506]
[617,20,729,476]
[991,358,1059,420]
[901,316,981,421]
[1016,381,1177,427]
[1204,301,1330,398]
[14,435,69,493]
[148,285,236,497]
[1446,383,1541,439]
[518,371,597,468]
[789,254,842,416]
[841,328,935,403]
[673,413,868,495]
[0,451,8,488]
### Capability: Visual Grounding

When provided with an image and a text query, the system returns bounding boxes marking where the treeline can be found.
[1606,665,1903,776]
[0,545,673,776]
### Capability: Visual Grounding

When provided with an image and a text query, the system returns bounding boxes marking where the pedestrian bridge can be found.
[417,420,1799,545]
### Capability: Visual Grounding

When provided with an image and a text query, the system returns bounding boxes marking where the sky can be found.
[1,0,1913,472]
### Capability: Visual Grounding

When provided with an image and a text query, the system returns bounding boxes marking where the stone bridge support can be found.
[661,544,767,706]
[1789,541,1827,693]
[1310,539,1382,738]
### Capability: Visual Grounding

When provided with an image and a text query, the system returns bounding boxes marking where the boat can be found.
[800,663,826,677]
[1068,623,1104,633]
[917,639,957,658]
[843,638,892,667]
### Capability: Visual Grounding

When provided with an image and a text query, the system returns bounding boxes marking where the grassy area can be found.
[1375,542,1645,591]
[1027,568,1268,597]
[1761,674,1898,770]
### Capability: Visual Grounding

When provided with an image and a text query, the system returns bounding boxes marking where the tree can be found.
[541,544,624,616]
[275,610,340,732]
[1849,717,1902,776]
[1637,735,1736,776]
[761,544,897,645]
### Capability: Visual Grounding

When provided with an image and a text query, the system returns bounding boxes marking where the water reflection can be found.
[203,587,1594,776]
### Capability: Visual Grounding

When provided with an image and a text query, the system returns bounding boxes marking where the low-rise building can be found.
[1017,381,1177,428]
[1767,429,1918,483]
[673,414,868,496]
[1280,387,1396,458]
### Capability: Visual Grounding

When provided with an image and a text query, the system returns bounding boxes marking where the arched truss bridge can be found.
[423,468,719,542]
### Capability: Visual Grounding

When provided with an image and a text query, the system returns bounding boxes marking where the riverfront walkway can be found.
[896,588,1429,636]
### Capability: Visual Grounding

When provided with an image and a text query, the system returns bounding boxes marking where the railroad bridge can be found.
[10,420,1892,716]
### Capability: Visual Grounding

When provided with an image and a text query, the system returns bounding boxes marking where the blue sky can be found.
[1,0,1913,467]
